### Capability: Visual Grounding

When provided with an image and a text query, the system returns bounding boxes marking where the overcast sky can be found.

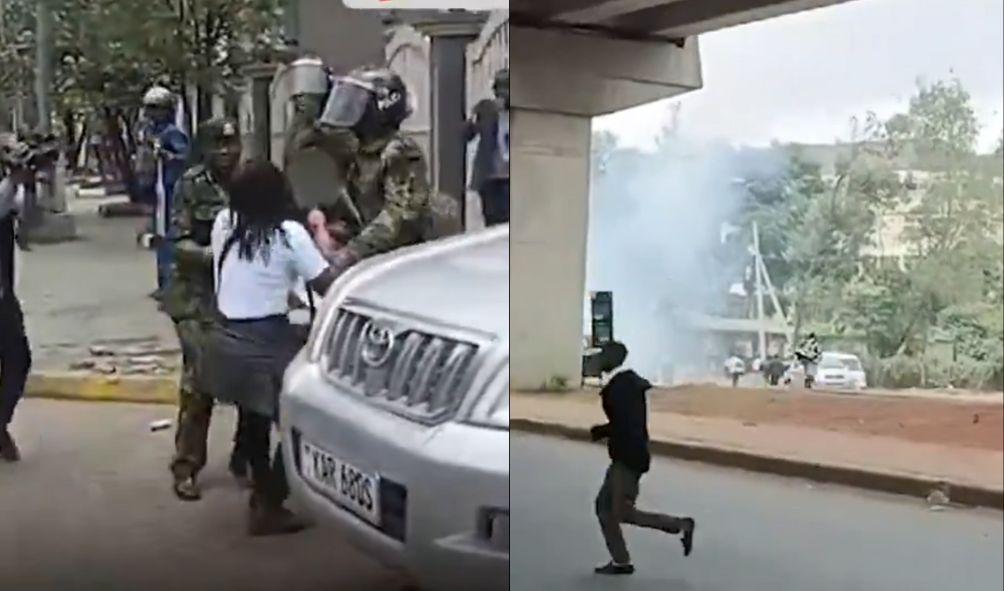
[594,0,1004,153]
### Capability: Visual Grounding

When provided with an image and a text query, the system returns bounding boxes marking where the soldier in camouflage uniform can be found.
[162,118,245,501]
[292,66,451,274]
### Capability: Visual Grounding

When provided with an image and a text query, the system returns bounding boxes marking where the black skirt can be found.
[202,315,302,419]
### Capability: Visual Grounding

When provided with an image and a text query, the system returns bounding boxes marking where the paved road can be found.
[512,433,1004,591]
[0,399,408,591]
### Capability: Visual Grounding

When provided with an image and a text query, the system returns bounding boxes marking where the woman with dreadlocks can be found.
[206,159,339,536]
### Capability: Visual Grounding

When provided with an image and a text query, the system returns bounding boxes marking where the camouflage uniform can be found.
[330,131,434,260]
[162,162,229,482]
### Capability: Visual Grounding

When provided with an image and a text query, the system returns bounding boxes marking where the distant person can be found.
[0,141,33,462]
[589,341,696,576]
[795,333,822,389]
[724,354,745,388]
[204,160,346,536]
[797,335,822,387]
[465,68,509,227]
[764,354,785,386]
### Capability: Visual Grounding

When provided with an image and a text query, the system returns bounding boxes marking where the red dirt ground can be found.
[646,385,1003,451]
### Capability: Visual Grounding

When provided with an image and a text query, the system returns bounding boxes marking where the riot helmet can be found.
[196,118,242,181]
[142,86,177,124]
[493,68,510,106]
[319,66,411,137]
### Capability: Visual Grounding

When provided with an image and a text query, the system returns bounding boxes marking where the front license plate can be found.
[300,440,381,527]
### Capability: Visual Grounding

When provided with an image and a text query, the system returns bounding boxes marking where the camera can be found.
[0,132,60,176]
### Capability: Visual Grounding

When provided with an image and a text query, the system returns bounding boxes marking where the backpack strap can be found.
[215,232,240,296]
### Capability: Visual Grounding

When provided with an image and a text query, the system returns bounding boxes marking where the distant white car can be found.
[814,352,867,390]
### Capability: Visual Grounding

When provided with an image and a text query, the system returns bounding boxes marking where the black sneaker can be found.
[680,518,696,557]
[594,562,634,575]
[248,504,307,537]
[0,429,20,463]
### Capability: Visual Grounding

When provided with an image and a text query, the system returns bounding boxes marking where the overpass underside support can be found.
[510,26,703,390]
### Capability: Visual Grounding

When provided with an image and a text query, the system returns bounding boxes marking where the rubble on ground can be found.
[69,342,180,376]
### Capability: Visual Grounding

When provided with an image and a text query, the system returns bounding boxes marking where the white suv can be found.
[280,226,509,591]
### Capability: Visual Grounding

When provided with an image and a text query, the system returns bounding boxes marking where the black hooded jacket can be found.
[593,369,653,474]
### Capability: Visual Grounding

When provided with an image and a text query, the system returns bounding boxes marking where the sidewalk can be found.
[19,193,179,373]
[512,389,1004,509]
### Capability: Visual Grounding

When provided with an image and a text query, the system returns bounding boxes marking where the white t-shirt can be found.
[211,209,329,320]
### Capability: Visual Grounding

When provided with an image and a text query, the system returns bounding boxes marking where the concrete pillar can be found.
[243,64,280,162]
[409,14,486,228]
[509,26,702,390]
[428,34,472,221]
[510,110,592,389]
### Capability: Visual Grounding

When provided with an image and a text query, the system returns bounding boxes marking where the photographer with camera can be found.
[795,332,822,389]
[0,136,35,462]
[141,86,190,302]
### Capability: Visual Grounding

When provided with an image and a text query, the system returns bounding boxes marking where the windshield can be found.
[819,355,844,369]
[820,354,862,371]
[842,358,863,371]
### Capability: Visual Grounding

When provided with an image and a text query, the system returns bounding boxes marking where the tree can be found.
[739,113,906,339]
[869,78,1004,376]
[0,0,36,130]
[901,78,979,157]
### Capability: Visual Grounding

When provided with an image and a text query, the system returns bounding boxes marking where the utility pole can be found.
[34,0,53,134]
[752,221,767,361]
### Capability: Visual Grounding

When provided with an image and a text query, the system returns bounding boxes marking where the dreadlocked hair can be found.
[227,159,302,264]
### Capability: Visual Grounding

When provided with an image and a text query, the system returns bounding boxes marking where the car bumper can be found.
[280,359,509,591]
[816,377,865,390]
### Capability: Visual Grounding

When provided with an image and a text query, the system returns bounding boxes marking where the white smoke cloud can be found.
[586,124,786,383]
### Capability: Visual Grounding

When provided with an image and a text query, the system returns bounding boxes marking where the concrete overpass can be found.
[509,0,857,390]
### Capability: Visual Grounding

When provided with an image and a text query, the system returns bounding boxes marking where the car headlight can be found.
[465,365,509,429]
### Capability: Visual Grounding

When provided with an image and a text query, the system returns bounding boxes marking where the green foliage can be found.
[736,78,1002,387]
[903,78,979,156]
[0,0,35,103]
[3,0,282,118]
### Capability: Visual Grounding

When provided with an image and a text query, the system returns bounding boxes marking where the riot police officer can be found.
[300,65,436,275]
[162,118,244,500]
[142,85,190,300]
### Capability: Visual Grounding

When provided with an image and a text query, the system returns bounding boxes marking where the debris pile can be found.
[67,343,181,376]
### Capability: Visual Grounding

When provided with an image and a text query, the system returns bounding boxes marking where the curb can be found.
[26,372,178,405]
[511,418,1004,511]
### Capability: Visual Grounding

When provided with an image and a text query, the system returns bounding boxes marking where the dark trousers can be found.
[0,295,31,428]
[240,410,289,508]
[479,178,509,226]
[595,462,684,564]
[1,216,31,429]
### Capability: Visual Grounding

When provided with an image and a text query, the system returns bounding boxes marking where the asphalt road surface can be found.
[511,433,1004,591]
[0,399,408,591]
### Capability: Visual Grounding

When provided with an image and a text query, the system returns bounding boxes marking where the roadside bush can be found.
[866,355,924,388]
[865,354,1003,390]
